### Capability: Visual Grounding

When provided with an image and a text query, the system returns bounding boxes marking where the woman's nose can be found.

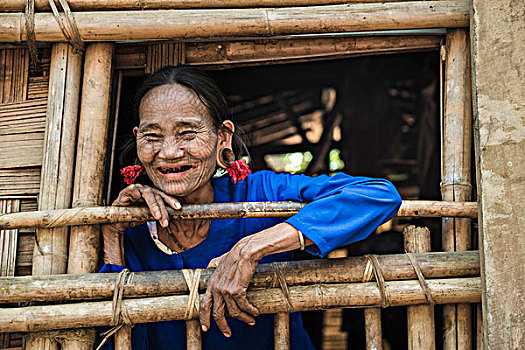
[159,141,184,159]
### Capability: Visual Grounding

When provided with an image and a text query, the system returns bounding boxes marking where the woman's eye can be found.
[143,133,162,141]
[180,130,197,139]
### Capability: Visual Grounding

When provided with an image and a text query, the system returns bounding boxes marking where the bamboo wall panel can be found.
[0,48,28,103]
[0,1,469,42]
[0,168,41,197]
[145,42,185,73]
[0,199,20,277]
[27,76,49,100]
[0,99,47,169]
[0,0,424,12]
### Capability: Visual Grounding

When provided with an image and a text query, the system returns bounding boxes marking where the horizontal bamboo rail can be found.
[0,277,481,333]
[0,1,469,43]
[0,251,479,304]
[0,0,428,12]
[0,200,478,230]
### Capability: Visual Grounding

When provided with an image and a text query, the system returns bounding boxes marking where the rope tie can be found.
[47,0,84,53]
[182,269,202,319]
[405,252,435,306]
[271,262,294,312]
[95,269,133,350]
[364,254,391,308]
[24,0,39,73]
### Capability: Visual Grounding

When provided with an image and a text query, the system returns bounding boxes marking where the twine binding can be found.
[183,269,202,319]
[47,0,85,53]
[405,252,435,306]
[365,254,391,308]
[271,262,294,313]
[24,0,39,72]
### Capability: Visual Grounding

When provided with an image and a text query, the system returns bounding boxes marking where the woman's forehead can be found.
[139,83,213,124]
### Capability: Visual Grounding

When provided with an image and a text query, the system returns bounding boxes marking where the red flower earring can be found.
[120,165,144,185]
[217,148,251,184]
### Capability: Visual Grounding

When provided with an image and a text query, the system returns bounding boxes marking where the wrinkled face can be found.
[135,84,220,197]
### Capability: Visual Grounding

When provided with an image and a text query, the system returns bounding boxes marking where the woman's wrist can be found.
[239,223,303,262]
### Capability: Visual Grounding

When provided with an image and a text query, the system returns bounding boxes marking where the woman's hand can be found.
[199,237,260,337]
[102,184,181,265]
[199,222,314,337]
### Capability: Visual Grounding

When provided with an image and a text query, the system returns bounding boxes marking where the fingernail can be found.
[162,219,168,227]
[201,326,208,332]
[176,203,181,209]
[249,322,255,326]
[155,211,161,219]
[224,333,231,338]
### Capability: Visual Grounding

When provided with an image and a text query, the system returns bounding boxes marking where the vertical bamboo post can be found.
[59,329,97,350]
[476,304,483,350]
[441,28,472,350]
[26,42,83,350]
[364,308,383,350]
[274,313,291,350]
[186,320,202,350]
[404,226,435,350]
[115,326,133,350]
[63,42,114,349]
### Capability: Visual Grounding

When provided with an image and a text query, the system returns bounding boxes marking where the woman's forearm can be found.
[241,222,314,262]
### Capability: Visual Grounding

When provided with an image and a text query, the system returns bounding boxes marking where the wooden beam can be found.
[470,0,525,348]
[0,2,469,43]
[364,308,383,350]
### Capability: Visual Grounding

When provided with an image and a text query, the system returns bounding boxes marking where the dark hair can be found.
[120,66,248,166]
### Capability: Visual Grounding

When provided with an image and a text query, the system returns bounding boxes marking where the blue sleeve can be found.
[98,263,125,273]
[248,171,402,258]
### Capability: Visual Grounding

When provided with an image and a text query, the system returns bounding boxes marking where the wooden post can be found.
[58,329,96,350]
[274,313,290,350]
[114,326,133,350]
[64,42,114,349]
[471,0,525,348]
[442,28,473,350]
[404,226,435,350]
[26,42,83,350]
[186,320,202,350]
[364,308,382,350]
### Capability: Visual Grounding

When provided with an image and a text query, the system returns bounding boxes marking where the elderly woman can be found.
[101,66,401,350]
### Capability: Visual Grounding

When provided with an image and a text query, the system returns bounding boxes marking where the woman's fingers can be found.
[200,290,212,332]
[233,292,260,317]
[153,192,170,227]
[212,291,231,337]
[157,191,182,210]
[224,295,256,325]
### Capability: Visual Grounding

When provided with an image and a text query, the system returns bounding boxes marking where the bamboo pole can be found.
[0,251,480,304]
[57,329,97,350]
[442,28,472,350]
[27,42,83,350]
[404,226,435,350]
[114,326,132,350]
[274,313,291,350]
[1,277,481,333]
[67,43,114,275]
[0,1,469,43]
[65,42,114,350]
[0,0,431,12]
[0,200,478,230]
[364,308,382,350]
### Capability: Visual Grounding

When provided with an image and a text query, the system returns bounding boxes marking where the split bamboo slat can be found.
[0,48,28,103]
[404,226,435,350]
[0,277,481,333]
[27,76,49,100]
[26,43,83,350]
[0,0,432,12]
[0,200,478,230]
[0,168,41,197]
[442,28,473,350]
[0,251,479,303]
[0,1,469,43]
[0,199,20,277]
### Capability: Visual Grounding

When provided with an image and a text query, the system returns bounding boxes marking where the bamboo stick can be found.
[186,320,202,350]
[442,28,473,350]
[57,329,97,350]
[404,226,435,350]
[0,200,478,230]
[0,277,481,333]
[274,313,290,350]
[364,308,382,350]
[27,42,83,350]
[0,0,428,12]
[67,43,114,275]
[114,326,132,350]
[0,2,469,43]
[0,251,479,304]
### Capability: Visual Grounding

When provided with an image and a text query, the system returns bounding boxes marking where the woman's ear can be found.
[133,126,139,137]
[218,120,235,149]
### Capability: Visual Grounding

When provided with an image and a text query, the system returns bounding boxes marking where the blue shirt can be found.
[100,170,401,350]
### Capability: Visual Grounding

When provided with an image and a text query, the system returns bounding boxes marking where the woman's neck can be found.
[179,180,214,204]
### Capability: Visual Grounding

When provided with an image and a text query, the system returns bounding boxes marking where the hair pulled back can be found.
[121,66,247,166]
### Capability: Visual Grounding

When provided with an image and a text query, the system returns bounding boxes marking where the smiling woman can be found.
[100,66,402,350]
